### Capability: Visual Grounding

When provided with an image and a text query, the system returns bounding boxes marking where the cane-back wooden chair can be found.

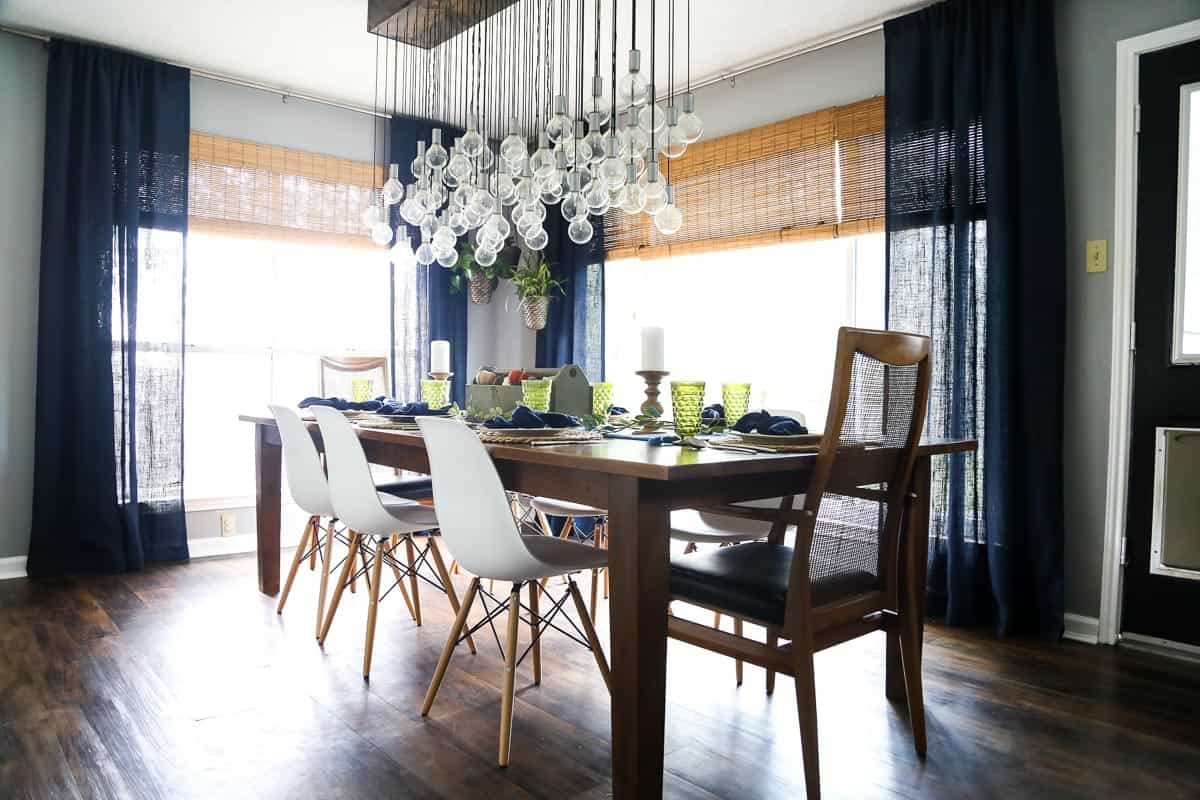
[667,326,932,800]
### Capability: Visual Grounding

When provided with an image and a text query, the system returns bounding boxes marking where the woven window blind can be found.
[188,132,386,249]
[605,96,885,259]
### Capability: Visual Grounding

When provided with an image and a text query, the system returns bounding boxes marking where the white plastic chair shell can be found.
[269,404,337,519]
[312,406,438,537]
[417,417,607,581]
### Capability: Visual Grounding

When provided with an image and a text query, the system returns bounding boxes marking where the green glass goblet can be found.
[591,382,614,417]
[670,381,706,438]
[721,382,752,428]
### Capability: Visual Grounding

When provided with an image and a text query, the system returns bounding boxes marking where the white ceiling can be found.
[0,0,918,113]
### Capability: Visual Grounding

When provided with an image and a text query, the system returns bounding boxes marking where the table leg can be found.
[606,476,670,799]
[255,423,283,596]
[887,456,931,701]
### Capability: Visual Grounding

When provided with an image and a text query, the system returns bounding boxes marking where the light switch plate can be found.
[1087,239,1108,273]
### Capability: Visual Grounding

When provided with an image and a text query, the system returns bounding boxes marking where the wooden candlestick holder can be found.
[635,370,669,421]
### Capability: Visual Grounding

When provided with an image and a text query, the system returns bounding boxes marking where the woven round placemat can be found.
[478,429,603,445]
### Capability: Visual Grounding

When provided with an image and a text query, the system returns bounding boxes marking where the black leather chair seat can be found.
[374,476,434,500]
[670,542,879,627]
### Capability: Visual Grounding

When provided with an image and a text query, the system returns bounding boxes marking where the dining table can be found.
[240,412,975,798]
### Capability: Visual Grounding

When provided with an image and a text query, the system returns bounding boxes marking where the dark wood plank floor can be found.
[1,549,1198,800]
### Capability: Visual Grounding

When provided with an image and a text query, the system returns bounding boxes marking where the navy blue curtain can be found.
[29,41,190,575]
[389,115,467,405]
[535,216,606,380]
[884,0,1065,639]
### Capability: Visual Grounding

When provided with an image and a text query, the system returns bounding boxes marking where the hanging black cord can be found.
[686,0,691,94]
[650,0,656,158]
[371,29,380,190]
[610,0,617,128]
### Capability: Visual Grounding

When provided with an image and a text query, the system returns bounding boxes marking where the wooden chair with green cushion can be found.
[667,326,933,800]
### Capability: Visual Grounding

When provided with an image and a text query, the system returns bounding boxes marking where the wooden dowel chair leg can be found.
[319,531,360,644]
[422,578,479,716]
[569,581,612,695]
[362,538,385,679]
[308,517,318,571]
[734,617,744,686]
[315,523,333,639]
[899,611,928,756]
[428,536,476,654]
[498,584,522,767]
[766,629,778,695]
[277,517,314,615]
[405,535,422,626]
[386,535,418,622]
[529,579,541,685]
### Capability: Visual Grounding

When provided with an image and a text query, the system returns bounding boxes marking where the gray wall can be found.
[1055,0,1200,618]
[0,32,46,560]
[692,30,885,140]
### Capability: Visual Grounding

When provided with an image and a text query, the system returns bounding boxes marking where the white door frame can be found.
[1100,19,1200,646]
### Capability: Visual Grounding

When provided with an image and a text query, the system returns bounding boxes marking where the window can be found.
[183,232,401,503]
[604,233,885,429]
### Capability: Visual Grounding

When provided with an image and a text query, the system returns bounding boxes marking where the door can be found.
[1123,39,1200,646]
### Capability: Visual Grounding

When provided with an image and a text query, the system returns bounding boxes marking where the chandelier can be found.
[363,0,703,269]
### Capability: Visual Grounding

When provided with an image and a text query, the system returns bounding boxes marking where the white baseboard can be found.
[1063,613,1101,645]
[187,529,304,559]
[1121,632,1200,663]
[0,555,28,581]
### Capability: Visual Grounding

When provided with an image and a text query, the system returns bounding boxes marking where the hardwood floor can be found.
[1,548,1198,799]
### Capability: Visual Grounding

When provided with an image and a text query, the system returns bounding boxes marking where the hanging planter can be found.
[521,296,551,331]
[469,272,499,304]
[510,255,565,332]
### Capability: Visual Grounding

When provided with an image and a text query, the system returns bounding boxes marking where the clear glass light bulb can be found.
[638,102,667,134]
[415,236,436,266]
[411,141,430,179]
[654,189,683,235]
[583,113,607,165]
[618,50,649,105]
[663,125,688,159]
[568,217,594,245]
[678,111,703,143]
[460,116,484,158]
[561,190,587,222]
[474,246,497,267]
[620,181,646,214]
[546,96,572,145]
[501,118,527,163]
[449,211,469,237]
[642,170,667,215]
[521,200,547,224]
[370,221,394,246]
[525,226,549,250]
[477,145,495,171]
[362,202,382,228]
[489,213,511,240]
[437,249,459,268]
[585,183,611,215]
[425,129,448,169]
[383,164,404,205]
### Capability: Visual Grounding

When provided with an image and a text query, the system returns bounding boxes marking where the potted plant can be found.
[510,251,566,330]
[449,243,517,305]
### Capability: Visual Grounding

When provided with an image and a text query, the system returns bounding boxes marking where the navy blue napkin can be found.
[375,401,451,417]
[701,403,725,422]
[484,405,581,429]
[298,395,386,412]
[730,409,808,436]
[608,405,630,415]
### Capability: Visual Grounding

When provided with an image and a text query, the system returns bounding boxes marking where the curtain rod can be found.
[0,24,389,119]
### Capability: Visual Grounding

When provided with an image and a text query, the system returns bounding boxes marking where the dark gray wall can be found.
[1055,0,1200,618]
[0,32,46,561]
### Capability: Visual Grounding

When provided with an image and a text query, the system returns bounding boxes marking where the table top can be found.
[240,413,976,482]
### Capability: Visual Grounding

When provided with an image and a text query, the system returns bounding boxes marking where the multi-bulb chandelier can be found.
[363,0,702,269]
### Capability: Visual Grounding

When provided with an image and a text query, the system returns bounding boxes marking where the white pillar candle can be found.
[640,326,665,371]
[431,340,451,374]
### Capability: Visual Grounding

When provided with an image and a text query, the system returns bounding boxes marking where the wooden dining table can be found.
[240,412,974,798]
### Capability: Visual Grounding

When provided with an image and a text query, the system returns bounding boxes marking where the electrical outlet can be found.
[1086,239,1108,273]
[219,513,237,537]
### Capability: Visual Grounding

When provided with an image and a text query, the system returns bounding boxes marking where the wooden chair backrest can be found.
[318,355,391,399]
[783,327,932,631]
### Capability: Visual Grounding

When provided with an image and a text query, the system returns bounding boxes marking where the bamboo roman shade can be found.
[188,132,386,248]
[604,96,885,259]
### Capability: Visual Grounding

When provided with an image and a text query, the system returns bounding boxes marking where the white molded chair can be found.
[417,416,611,767]
[311,406,475,679]
[669,409,808,693]
[529,496,608,621]
[269,404,362,637]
